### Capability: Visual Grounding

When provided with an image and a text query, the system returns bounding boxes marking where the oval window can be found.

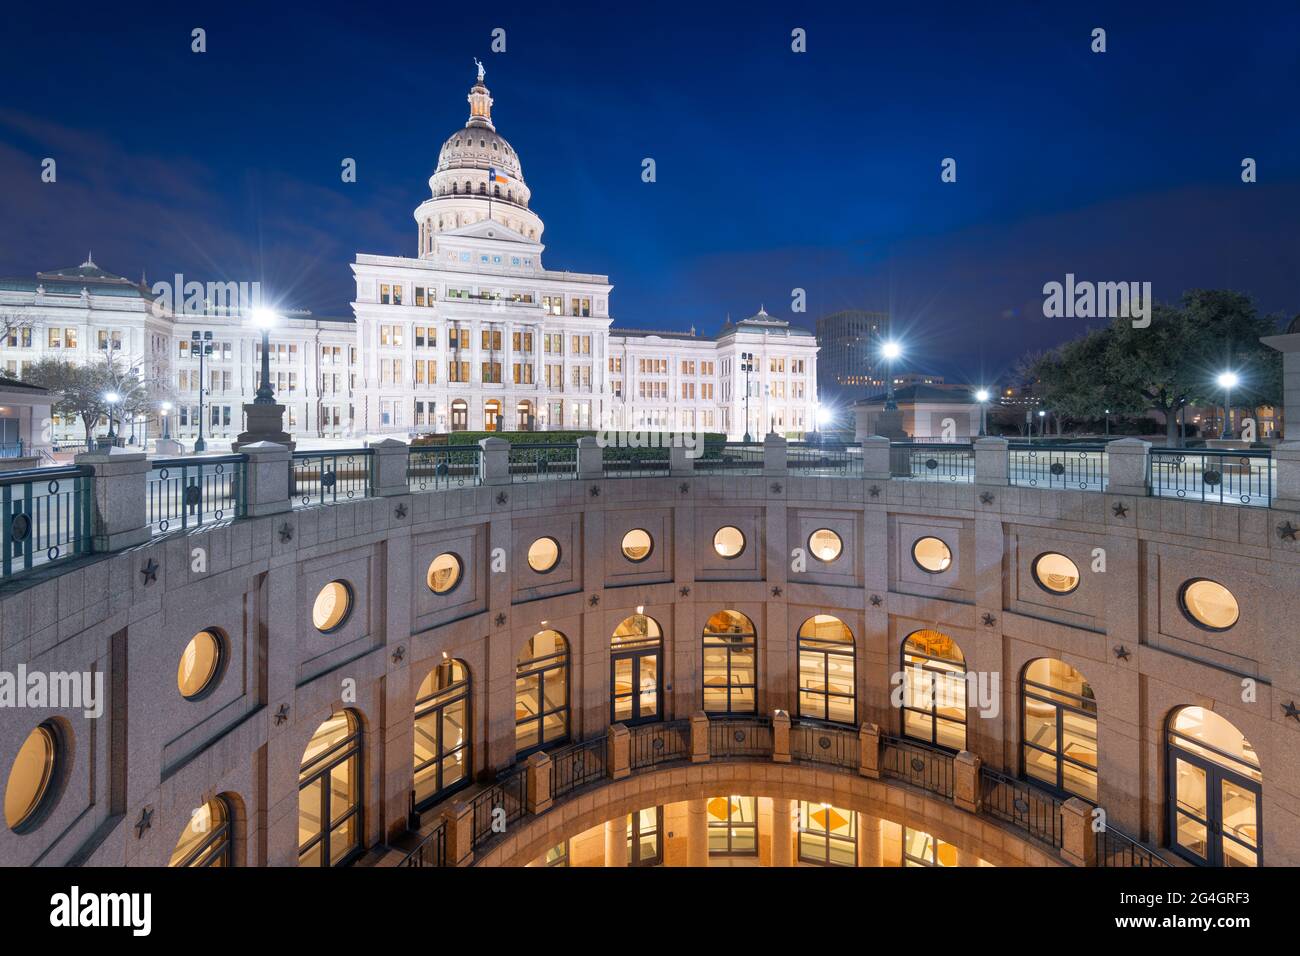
[527,537,561,573]
[713,526,746,559]
[427,553,463,594]
[1032,553,1080,595]
[178,630,223,700]
[1180,579,1239,631]
[809,529,843,562]
[911,536,952,574]
[5,724,57,831]
[313,581,353,633]
[621,529,653,563]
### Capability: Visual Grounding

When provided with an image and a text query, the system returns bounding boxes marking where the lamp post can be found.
[1216,371,1239,439]
[103,391,121,449]
[189,330,214,452]
[1104,408,1110,438]
[160,401,173,440]
[880,340,902,411]
[252,308,280,405]
[974,388,990,437]
[741,351,755,442]
[1036,408,1046,441]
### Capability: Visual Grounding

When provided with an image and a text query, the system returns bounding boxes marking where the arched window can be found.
[901,630,967,750]
[702,611,757,715]
[493,184,501,197]
[1021,659,1097,801]
[515,630,569,755]
[611,615,662,725]
[464,180,471,193]
[797,615,855,724]
[413,661,471,810]
[169,795,232,867]
[298,710,362,866]
[1167,707,1261,866]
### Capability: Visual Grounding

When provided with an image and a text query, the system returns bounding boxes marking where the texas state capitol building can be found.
[0,66,819,444]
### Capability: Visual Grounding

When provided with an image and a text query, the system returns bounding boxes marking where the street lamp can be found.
[1216,371,1239,439]
[252,308,280,405]
[1104,408,1110,438]
[160,401,173,440]
[103,391,121,446]
[740,351,756,442]
[880,340,902,411]
[1036,408,1046,441]
[189,330,214,452]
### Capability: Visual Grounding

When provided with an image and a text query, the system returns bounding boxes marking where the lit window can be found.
[527,536,560,573]
[1022,658,1097,801]
[1167,706,1260,867]
[797,615,854,724]
[515,630,569,755]
[4,724,58,831]
[808,528,842,562]
[707,795,757,856]
[799,801,857,866]
[170,797,231,867]
[1032,552,1081,595]
[903,827,957,867]
[312,581,353,633]
[1179,579,1239,631]
[177,629,224,700]
[610,615,662,725]
[426,553,463,594]
[626,807,664,865]
[298,711,362,866]
[713,526,745,559]
[702,611,757,714]
[901,630,966,749]
[414,661,471,808]
[911,536,952,573]
[620,529,653,562]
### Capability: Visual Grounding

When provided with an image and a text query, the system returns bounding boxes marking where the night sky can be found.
[2,1,1298,386]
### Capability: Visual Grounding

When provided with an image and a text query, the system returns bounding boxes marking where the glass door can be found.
[611,650,659,725]
[1169,749,1261,866]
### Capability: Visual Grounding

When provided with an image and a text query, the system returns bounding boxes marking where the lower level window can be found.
[798,801,856,866]
[627,807,664,866]
[170,796,232,867]
[298,711,362,867]
[707,795,757,856]
[902,827,957,867]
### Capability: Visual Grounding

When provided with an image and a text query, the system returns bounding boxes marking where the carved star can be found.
[139,558,158,585]
[679,482,690,494]
[1278,521,1298,542]
[1283,701,1300,722]
[981,612,996,627]
[495,613,507,627]
[868,485,880,498]
[394,503,408,519]
[496,492,508,505]
[588,594,600,607]
[679,586,691,597]
[278,522,294,542]
[869,594,883,607]
[391,645,405,664]
[589,485,600,498]
[770,482,782,494]
[273,704,290,726]
[134,806,153,839]
[1112,502,1129,518]
[1113,645,1131,661]
[979,491,995,505]
[771,586,783,597]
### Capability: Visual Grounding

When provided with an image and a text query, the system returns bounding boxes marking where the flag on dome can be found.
[488,167,509,185]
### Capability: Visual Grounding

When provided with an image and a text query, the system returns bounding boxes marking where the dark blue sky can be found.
[2,1,1298,384]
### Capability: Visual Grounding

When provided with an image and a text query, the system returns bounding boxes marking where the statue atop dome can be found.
[474,58,485,83]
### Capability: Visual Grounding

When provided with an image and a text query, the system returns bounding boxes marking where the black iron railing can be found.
[787,442,863,477]
[791,723,859,770]
[469,767,527,851]
[1096,824,1170,867]
[508,443,577,482]
[407,445,481,492]
[1009,444,1107,492]
[1149,448,1272,506]
[399,820,446,867]
[695,442,764,475]
[708,717,773,759]
[980,766,1064,849]
[629,720,690,770]
[147,455,246,533]
[291,449,372,507]
[880,734,954,798]
[601,445,671,478]
[893,443,975,482]
[0,465,92,579]
[549,737,608,800]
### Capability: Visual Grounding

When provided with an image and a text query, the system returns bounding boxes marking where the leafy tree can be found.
[21,354,156,442]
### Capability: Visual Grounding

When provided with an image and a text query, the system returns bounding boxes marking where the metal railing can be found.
[407,445,481,492]
[980,766,1064,849]
[1096,824,1169,867]
[629,720,690,770]
[469,767,527,851]
[893,443,975,482]
[1149,448,1273,506]
[507,443,577,482]
[787,442,863,477]
[291,449,372,507]
[1,465,92,578]
[708,716,773,759]
[399,820,446,867]
[601,445,671,479]
[695,441,764,475]
[791,722,859,770]
[147,455,246,533]
[880,734,954,798]
[1009,444,1107,492]
[549,737,608,800]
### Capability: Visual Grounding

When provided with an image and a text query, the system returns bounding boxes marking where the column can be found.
[687,799,708,867]
[857,813,882,867]
[771,798,793,867]
[604,817,628,867]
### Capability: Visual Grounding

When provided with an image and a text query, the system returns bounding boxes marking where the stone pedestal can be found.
[974,436,1010,487]
[604,818,628,867]
[369,438,410,497]
[860,436,891,481]
[577,437,602,479]
[607,723,630,780]
[525,752,552,814]
[1262,328,1300,438]
[233,402,294,452]
[1059,797,1098,867]
[670,444,694,477]
[479,437,509,485]
[153,438,185,457]
[689,711,710,763]
[1273,441,1300,509]
[1106,438,1151,497]
[953,750,982,814]
[873,408,908,440]
[442,801,475,867]
[858,722,880,779]
[240,441,291,517]
[74,448,151,551]
[771,711,791,763]
[763,434,788,476]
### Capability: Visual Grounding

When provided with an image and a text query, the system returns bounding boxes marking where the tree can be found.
[21,354,153,443]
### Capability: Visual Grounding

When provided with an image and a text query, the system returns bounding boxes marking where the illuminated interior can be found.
[426,552,463,593]
[1032,552,1081,595]
[515,630,569,754]
[1022,658,1097,801]
[1179,579,1240,631]
[298,711,362,867]
[702,611,757,714]
[911,536,952,573]
[177,629,223,700]
[312,580,352,632]
[797,615,855,723]
[901,629,967,750]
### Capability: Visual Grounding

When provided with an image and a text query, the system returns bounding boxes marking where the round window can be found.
[1179,579,1240,631]
[1032,553,1081,595]
[911,536,952,573]
[621,529,653,563]
[713,526,746,559]
[527,537,561,573]
[178,630,224,700]
[313,581,353,633]
[809,529,843,562]
[5,724,58,831]
[427,553,463,594]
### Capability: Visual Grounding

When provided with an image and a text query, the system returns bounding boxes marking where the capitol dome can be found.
[414,63,545,254]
